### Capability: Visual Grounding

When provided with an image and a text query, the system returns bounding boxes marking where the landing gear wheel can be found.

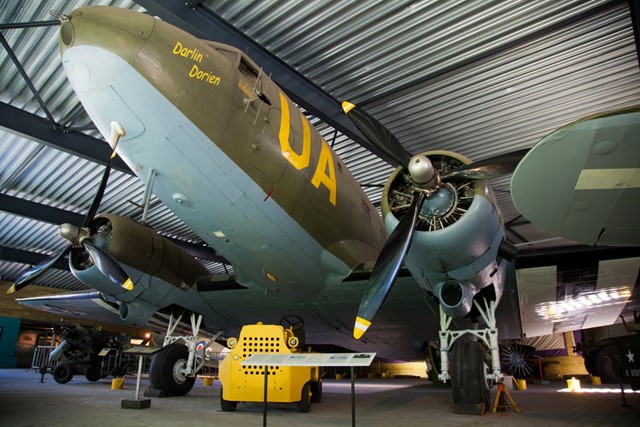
[85,365,101,382]
[297,383,311,413]
[53,363,74,384]
[220,387,237,411]
[451,341,490,411]
[149,343,196,396]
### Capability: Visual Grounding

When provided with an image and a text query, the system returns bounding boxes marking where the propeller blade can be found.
[441,148,530,180]
[7,246,71,294]
[82,122,125,227]
[82,240,134,291]
[342,101,412,167]
[353,191,426,339]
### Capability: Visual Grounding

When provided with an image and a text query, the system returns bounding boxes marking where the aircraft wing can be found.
[511,108,640,246]
[15,246,639,360]
[16,291,191,335]
[514,245,640,338]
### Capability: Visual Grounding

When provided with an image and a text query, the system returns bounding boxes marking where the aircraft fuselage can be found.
[60,7,387,295]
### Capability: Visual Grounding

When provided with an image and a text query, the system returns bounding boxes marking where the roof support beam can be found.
[629,0,640,69]
[0,32,56,123]
[0,101,132,174]
[1,245,70,272]
[134,0,395,165]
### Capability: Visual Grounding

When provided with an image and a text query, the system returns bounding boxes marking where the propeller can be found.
[354,191,425,339]
[342,101,528,339]
[7,122,133,294]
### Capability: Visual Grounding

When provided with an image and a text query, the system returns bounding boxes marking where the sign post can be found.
[121,346,162,409]
[242,352,376,427]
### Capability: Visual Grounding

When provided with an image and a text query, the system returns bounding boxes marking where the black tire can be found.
[85,365,101,382]
[451,341,490,410]
[297,383,311,413]
[310,379,322,403]
[220,387,237,412]
[53,363,74,384]
[149,344,196,396]
[593,344,620,384]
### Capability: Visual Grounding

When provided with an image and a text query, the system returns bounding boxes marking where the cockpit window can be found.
[239,57,259,82]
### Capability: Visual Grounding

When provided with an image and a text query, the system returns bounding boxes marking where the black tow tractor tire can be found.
[53,363,74,384]
[297,382,311,413]
[451,340,490,411]
[310,378,322,403]
[220,386,238,412]
[149,343,196,396]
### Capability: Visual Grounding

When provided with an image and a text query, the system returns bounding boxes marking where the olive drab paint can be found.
[278,91,337,206]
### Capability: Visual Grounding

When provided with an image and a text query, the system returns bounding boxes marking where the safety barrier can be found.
[31,346,58,371]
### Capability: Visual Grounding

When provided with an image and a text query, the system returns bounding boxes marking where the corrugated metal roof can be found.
[204,0,640,236]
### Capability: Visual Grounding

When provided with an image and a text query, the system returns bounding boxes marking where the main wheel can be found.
[53,363,74,384]
[297,383,311,413]
[149,343,196,396]
[450,341,490,410]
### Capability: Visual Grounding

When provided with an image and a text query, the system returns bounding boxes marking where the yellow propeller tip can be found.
[353,316,371,340]
[121,278,134,291]
[342,101,356,114]
[7,284,16,295]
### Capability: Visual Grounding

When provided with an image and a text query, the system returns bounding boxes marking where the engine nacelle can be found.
[437,279,475,318]
[71,214,209,290]
[381,151,506,317]
[119,300,157,326]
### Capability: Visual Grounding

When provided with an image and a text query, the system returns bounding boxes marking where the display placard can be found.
[241,352,376,367]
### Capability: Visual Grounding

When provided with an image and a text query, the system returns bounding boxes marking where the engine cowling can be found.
[381,151,506,318]
[69,214,209,291]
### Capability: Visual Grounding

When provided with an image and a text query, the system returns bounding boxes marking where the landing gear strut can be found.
[438,298,502,413]
[148,312,222,397]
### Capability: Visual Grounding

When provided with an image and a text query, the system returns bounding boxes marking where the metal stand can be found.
[263,369,268,427]
[492,380,520,414]
[350,367,356,427]
[618,360,630,408]
[121,346,161,409]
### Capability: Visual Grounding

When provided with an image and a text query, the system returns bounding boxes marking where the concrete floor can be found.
[0,369,638,427]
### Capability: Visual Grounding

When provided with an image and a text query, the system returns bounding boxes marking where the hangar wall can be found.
[0,317,20,368]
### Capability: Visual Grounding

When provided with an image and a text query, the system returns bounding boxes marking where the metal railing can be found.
[31,345,58,371]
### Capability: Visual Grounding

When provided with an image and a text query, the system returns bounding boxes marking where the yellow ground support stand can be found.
[492,380,521,414]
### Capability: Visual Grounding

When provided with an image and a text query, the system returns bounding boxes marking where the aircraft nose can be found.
[59,6,154,56]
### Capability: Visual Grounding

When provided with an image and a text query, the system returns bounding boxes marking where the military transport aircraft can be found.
[8,6,640,411]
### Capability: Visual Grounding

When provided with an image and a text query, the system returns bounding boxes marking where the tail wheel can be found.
[149,343,196,396]
[451,341,490,410]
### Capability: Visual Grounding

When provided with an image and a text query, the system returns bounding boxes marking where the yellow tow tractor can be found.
[218,316,322,412]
